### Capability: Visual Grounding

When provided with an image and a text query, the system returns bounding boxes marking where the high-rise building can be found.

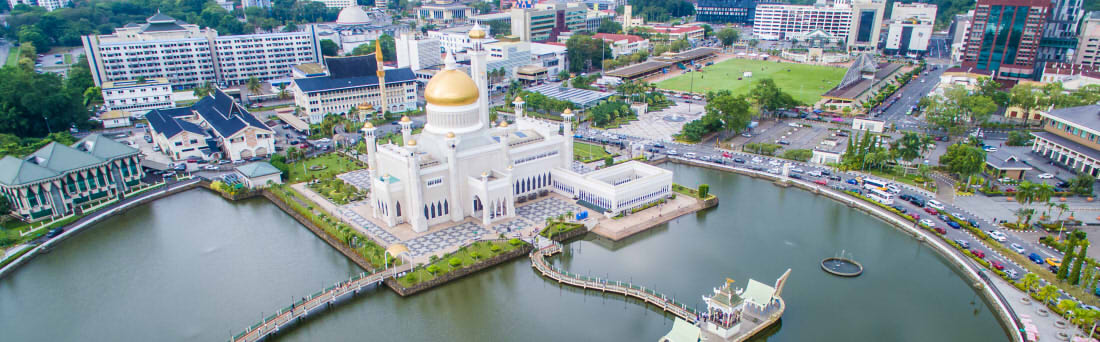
[417,1,474,25]
[1037,0,1085,63]
[961,0,1050,81]
[510,2,587,42]
[694,0,779,25]
[396,32,444,71]
[311,0,355,8]
[82,13,321,88]
[1075,12,1100,66]
[949,11,975,62]
[753,2,855,42]
[847,0,886,51]
[884,3,937,56]
[7,0,62,11]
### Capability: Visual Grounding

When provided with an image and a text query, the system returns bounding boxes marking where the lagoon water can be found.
[0,165,1008,341]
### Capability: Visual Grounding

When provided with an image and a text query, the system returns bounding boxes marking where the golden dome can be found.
[386,243,409,256]
[400,115,411,122]
[424,69,479,106]
[481,171,489,177]
[499,121,509,127]
[364,122,374,128]
[445,132,455,138]
[469,27,487,39]
[563,108,573,115]
[514,96,523,102]
[407,139,417,146]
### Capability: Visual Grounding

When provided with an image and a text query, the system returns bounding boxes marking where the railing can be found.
[529,247,698,322]
[229,265,408,342]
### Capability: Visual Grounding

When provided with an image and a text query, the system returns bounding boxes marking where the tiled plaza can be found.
[608,101,704,141]
[336,170,372,191]
[516,197,584,224]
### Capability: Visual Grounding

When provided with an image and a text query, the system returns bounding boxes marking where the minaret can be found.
[467,24,490,130]
[561,108,574,170]
[375,40,388,116]
[399,115,412,145]
[362,122,380,218]
[444,131,464,222]
[512,96,525,119]
[405,139,427,233]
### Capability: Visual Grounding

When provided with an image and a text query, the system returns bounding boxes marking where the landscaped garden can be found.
[308,178,366,205]
[270,185,392,269]
[574,142,614,163]
[396,239,527,288]
[285,153,365,183]
[656,58,845,104]
[671,183,715,201]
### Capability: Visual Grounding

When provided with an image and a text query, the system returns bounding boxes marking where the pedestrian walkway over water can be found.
[529,243,700,322]
[229,264,411,342]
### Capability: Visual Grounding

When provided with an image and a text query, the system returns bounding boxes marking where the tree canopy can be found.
[748,78,800,118]
[0,65,91,138]
[716,28,739,47]
[320,39,339,56]
[919,84,996,137]
[627,0,694,22]
[939,143,986,181]
[350,34,396,61]
[565,34,611,73]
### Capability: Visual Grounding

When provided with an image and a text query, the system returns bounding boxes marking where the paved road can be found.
[876,63,947,129]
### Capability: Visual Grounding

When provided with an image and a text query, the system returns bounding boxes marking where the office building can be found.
[961,0,1049,81]
[510,2,587,42]
[312,0,355,8]
[7,0,62,11]
[1031,104,1100,177]
[146,89,275,161]
[82,13,321,88]
[695,0,778,25]
[418,1,474,24]
[1076,12,1100,66]
[0,135,144,221]
[847,0,886,51]
[883,3,936,56]
[428,25,499,53]
[101,78,175,114]
[291,52,419,124]
[1037,0,1085,63]
[641,25,706,41]
[396,32,444,71]
[753,2,855,42]
[593,33,650,57]
[531,42,568,77]
[949,11,974,63]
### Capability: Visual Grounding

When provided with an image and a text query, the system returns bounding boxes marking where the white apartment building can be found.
[428,25,498,53]
[485,41,533,78]
[511,3,587,42]
[418,1,474,24]
[531,42,568,77]
[7,0,62,11]
[82,13,321,89]
[753,3,854,42]
[593,33,650,57]
[101,78,174,114]
[884,3,936,56]
[396,32,444,70]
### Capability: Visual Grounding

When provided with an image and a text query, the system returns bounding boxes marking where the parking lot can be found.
[729,119,851,154]
[605,99,705,142]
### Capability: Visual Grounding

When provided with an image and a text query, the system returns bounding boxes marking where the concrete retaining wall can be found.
[384,243,533,297]
[260,191,378,273]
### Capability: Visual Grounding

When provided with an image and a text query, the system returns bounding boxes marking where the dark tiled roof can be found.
[141,22,186,33]
[147,12,177,23]
[1032,131,1100,161]
[293,68,417,93]
[985,149,1033,170]
[146,108,207,139]
[192,89,271,138]
[325,55,379,79]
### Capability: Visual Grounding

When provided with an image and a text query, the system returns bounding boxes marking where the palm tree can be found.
[247,76,263,95]
[1013,208,1033,228]
[278,84,290,100]
[1058,299,1078,318]
[193,81,214,98]
[1020,273,1040,292]
[1079,309,1100,338]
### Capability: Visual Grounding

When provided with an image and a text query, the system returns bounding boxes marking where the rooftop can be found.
[0,134,139,187]
[593,33,645,44]
[525,83,613,107]
[1041,105,1100,132]
[985,149,1033,170]
[236,162,282,178]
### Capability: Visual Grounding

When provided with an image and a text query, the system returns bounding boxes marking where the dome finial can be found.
[375,39,383,62]
[443,49,456,70]
[469,23,487,39]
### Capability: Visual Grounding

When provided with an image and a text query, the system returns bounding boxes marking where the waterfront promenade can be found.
[530,243,700,322]
[230,263,411,342]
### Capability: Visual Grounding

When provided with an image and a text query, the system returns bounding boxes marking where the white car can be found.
[769,160,781,166]
[927,200,945,210]
[1010,243,1026,254]
[203,165,218,170]
[1037,173,1054,179]
[667,150,679,156]
[787,122,801,128]
[768,167,780,174]
[1005,269,1018,279]
[919,219,934,227]
[751,157,763,163]
[790,168,804,173]
[684,152,697,158]
[988,230,1007,242]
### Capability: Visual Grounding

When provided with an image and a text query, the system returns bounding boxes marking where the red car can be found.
[721,152,732,158]
[814,179,827,186]
[971,249,986,259]
[924,207,939,215]
[933,227,946,234]
[991,261,1005,271]
[909,213,920,221]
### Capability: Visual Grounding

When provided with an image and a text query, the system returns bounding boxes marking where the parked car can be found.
[733,158,746,164]
[813,179,827,186]
[924,207,938,215]
[721,152,732,158]
[829,175,842,181]
[927,200,945,210]
[1046,258,1062,267]
[891,205,907,213]
[789,174,802,179]
[988,230,1007,242]
[777,140,791,145]
[203,165,218,170]
[1028,253,1045,264]
[218,160,231,165]
[971,249,986,259]
[667,150,679,156]
[909,213,920,221]
[991,261,1005,271]
[967,219,980,228]
[1010,243,1026,254]
[1038,173,1054,179]
[946,221,961,229]
[1005,269,1018,279]
[173,164,186,171]
[955,239,970,249]
[919,219,934,227]
[933,227,947,234]
[846,178,859,185]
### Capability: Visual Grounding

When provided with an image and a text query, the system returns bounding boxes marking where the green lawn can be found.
[64,54,72,65]
[396,239,525,288]
[286,153,365,183]
[574,142,611,162]
[656,58,846,104]
[5,46,21,67]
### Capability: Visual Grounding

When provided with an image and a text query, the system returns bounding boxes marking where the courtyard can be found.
[656,58,846,104]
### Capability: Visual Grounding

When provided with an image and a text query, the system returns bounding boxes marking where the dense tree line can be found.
[4,0,337,51]
[0,58,92,138]
[565,34,612,73]
[627,0,694,22]
[349,34,396,61]
[587,100,634,127]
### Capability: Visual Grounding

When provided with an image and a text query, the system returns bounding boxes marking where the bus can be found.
[862,178,888,192]
[867,187,895,205]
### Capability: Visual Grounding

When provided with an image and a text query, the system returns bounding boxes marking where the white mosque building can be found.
[362,25,673,234]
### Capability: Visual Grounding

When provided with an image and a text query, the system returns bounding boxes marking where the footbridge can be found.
[229,264,410,342]
[530,243,700,322]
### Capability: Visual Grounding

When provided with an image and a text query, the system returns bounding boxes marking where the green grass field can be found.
[573,142,611,162]
[656,58,846,105]
[5,46,21,67]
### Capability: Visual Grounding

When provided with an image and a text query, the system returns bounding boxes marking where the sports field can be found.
[656,58,846,104]
[573,142,611,162]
